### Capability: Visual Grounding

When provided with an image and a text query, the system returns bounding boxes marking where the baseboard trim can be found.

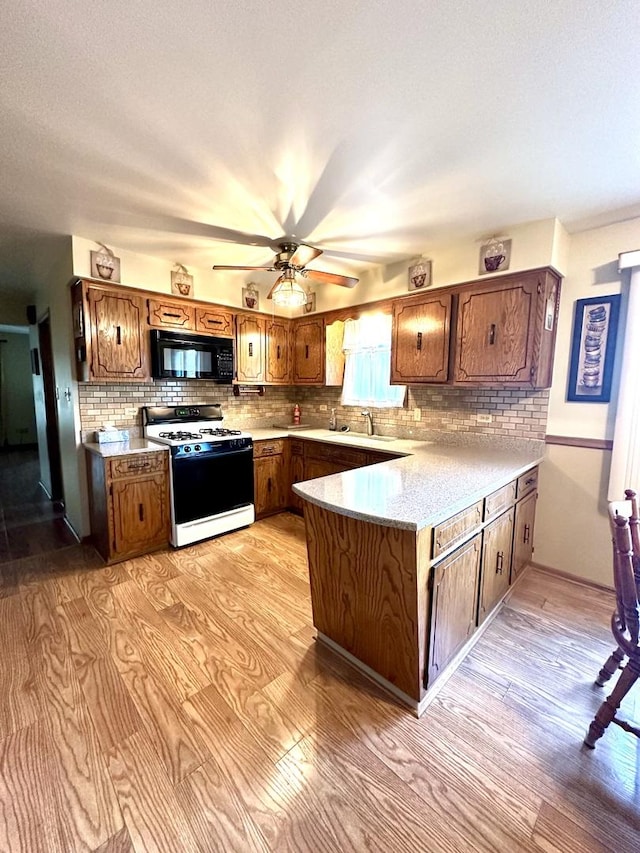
[545,435,613,451]
[529,560,614,593]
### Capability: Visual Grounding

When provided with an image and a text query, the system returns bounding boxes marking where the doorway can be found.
[38,314,64,503]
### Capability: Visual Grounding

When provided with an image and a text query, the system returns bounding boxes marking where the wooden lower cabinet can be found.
[289,440,305,513]
[253,440,288,519]
[512,490,537,580]
[428,534,481,686]
[86,449,170,564]
[478,507,514,624]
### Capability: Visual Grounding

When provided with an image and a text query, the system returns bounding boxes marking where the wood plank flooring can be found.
[0,510,638,852]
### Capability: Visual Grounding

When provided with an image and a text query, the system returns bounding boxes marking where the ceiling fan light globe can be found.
[271,274,308,307]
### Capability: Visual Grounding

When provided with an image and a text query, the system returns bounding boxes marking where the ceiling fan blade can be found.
[303,268,359,288]
[266,274,285,300]
[212,265,276,271]
[289,244,323,268]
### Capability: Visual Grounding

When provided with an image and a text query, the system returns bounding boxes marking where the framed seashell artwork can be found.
[567,294,621,402]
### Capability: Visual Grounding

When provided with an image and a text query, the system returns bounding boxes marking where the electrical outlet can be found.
[318,404,328,412]
[413,407,421,421]
[476,413,493,423]
[127,407,138,417]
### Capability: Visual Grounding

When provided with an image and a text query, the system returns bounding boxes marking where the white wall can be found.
[73,218,561,318]
[534,217,640,587]
[0,331,36,445]
[30,238,85,534]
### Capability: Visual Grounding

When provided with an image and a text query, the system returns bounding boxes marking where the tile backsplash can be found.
[78,381,549,441]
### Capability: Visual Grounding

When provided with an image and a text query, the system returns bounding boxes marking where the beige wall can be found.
[534,216,640,588]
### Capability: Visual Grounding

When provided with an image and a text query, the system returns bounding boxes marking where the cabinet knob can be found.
[488,324,496,345]
[277,345,281,359]
[249,342,253,357]
[523,524,530,544]
[496,550,504,574]
[305,345,309,358]
[116,325,122,345]
[416,331,423,351]
[138,503,145,522]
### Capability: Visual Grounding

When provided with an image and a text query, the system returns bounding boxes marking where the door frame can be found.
[37,313,64,503]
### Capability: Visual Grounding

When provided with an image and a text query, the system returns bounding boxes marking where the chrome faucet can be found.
[361,410,374,436]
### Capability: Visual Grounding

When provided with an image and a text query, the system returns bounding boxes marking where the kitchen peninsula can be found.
[291,432,543,715]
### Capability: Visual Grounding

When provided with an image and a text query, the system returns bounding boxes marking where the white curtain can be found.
[341,314,406,408]
[609,266,640,498]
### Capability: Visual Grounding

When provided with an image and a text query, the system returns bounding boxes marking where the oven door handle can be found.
[173,447,253,461]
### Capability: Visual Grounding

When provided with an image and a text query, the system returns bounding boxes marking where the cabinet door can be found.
[88,288,148,379]
[147,297,195,330]
[479,508,514,623]
[236,314,266,382]
[254,455,287,518]
[111,474,169,557]
[289,442,305,513]
[304,458,346,480]
[293,318,325,384]
[454,278,538,385]
[391,294,451,383]
[512,491,537,580]
[428,534,481,686]
[195,307,234,337]
[265,318,291,384]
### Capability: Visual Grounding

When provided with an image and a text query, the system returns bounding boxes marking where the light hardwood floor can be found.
[0,511,638,852]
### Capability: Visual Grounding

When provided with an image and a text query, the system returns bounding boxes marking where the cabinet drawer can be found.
[110,453,166,479]
[516,467,538,498]
[290,439,304,456]
[484,481,516,521]
[195,307,234,337]
[306,443,368,469]
[432,500,483,559]
[253,439,285,458]
[148,298,195,330]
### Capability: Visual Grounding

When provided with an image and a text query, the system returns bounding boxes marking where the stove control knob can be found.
[184,445,192,453]
[194,444,201,452]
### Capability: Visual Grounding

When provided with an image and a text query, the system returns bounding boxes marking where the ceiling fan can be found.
[212,241,358,307]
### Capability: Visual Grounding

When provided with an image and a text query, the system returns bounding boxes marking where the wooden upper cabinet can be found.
[87,287,148,380]
[265,318,291,384]
[293,317,325,384]
[147,297,195,330]
[195,306,234,337]
[453,269,561,388]
[235,314,266,383]
[391,293,451,383]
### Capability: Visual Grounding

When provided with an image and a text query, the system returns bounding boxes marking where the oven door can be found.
[171,447,254,524]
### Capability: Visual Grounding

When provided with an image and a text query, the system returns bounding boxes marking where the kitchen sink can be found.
[329,431,397,443]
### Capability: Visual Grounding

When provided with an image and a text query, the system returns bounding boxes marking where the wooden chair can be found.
[584,506,640,748]
[594,490,640,687]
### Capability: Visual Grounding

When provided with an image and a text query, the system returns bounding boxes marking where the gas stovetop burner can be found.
[159,431,202,441]
[199,428,242,437]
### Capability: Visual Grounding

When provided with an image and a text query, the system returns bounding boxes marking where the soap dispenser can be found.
[329,408,337,431]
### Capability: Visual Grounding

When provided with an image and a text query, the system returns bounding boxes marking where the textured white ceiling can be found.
[1,1,639,292]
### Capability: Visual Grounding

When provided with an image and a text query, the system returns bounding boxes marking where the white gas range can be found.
[143,404,255,547]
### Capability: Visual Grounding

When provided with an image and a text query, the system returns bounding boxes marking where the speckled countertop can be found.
[274,428,545,532]
[84,439,169,458]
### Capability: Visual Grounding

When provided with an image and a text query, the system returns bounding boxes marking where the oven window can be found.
[162,345,213,378]
[172,449,254,524]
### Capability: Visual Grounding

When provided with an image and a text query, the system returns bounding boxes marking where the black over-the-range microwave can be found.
[150,329,234,381]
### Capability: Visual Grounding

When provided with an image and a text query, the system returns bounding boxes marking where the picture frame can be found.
[408,259,432,290]
[479,238,511,275]
[303,292,316,314]
[171,270,194,298]
[567,294,621,403]
[242,284,259,310]
[90,250,121,283]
